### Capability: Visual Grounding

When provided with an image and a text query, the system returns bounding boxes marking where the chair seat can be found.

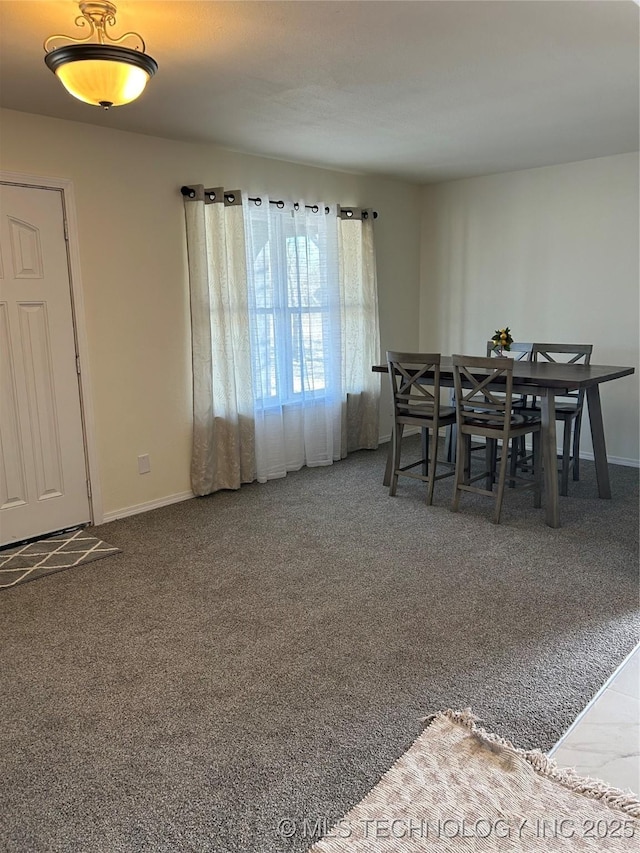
[465,411,541,429]
[398,404,456,421]
[516,409,543,423]
[523,402,579,416]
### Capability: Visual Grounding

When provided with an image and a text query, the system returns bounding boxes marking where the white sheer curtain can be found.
[243,197,344,481]
[183,187,380,496]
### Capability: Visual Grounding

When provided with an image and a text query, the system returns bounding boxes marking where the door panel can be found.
[0,302,28,509]
[0,184,90,544]
[9,216,44,278]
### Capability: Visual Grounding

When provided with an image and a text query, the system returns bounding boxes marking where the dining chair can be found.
[451,355,542,524]
[486,341,534,478]
[446,342,534,462]
[386,351,456,505]
[527,343,593,496]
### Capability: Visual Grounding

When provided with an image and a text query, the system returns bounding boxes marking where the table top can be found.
[373,359,635,390]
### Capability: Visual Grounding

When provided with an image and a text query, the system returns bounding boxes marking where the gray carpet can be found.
[1,438,638,853]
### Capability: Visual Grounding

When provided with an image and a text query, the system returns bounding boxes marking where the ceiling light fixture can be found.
[44,1,158,110]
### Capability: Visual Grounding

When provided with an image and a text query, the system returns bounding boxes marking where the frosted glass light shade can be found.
[57,58,149,106]
[45,44,157,108]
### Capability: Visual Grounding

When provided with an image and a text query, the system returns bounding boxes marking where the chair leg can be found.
[446,389,457,463]
[532,430,542,509]
[426,426,438,506]
[451,428,466,512]
[464,434,473,484]
[485,440,495,491]
[421,428,429,477]
[484,437,498,492]
[509,436,522,487]
[383,431,394,487]
[493,439,510,524]
[572,412,582,482]
[389,423,403,496]
[561,417,572,497]
[446,422,457,463]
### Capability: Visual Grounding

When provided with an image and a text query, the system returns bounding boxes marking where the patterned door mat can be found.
[0,529,121,589]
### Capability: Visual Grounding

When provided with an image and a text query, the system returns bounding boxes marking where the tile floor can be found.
[550,643,640,794]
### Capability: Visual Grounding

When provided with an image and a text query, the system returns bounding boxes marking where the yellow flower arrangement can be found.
[490,327,514,355]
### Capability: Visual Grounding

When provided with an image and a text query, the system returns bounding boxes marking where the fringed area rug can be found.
[311,709,640,852]
[0,529,120,589]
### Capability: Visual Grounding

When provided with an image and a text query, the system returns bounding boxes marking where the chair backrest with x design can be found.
[452,355,516,438]
[387,352,444,427]
[531,343,593,405]
[451,355,542,523]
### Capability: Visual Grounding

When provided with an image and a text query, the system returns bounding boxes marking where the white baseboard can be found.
[378,432,639,468]
[101,490,195,523]
[578,451,639,469]
[98,442,638,525]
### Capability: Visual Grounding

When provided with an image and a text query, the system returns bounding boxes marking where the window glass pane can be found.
[291,311,327,393]
[254,242,273,309]
[286,235,323,308]
[253,312,277,399]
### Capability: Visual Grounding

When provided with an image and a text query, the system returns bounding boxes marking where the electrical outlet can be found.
[138,454,151,474]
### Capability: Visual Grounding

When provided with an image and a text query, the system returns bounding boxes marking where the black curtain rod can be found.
[180,186,378,219]
[247,197,378,219]
[248,197,330,214]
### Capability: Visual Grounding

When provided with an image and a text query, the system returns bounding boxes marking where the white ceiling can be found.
[1,0,638,183]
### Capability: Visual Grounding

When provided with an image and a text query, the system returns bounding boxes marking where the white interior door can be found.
[0,183,90,545]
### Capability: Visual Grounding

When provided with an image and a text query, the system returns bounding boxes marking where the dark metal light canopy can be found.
[44,2,158,109]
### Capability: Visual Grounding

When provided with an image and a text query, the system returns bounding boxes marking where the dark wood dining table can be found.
[373,358,635,528]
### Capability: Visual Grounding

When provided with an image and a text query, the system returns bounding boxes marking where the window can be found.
[184,185,380,492]
[245,203,340,407]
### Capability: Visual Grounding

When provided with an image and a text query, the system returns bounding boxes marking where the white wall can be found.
[0,108,421,518]
[420,152,640,465]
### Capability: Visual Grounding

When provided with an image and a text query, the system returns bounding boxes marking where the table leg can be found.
[540,390,560,528]
[586,385,611,499]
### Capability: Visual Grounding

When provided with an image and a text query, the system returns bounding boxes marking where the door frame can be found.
[1,170,103,526]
